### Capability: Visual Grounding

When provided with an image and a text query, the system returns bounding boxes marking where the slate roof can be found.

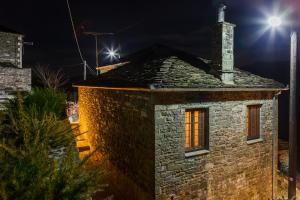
[74,45,286,90]
[0,25,23,35]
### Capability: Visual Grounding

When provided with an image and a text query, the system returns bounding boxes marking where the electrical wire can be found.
[66,0,97,76]
[66,0,86,65]
[86,64,97,74]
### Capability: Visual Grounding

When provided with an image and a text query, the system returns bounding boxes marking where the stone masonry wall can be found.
[78,87,155,199]
[154,91,277,200]
[78,89,278,200]
[212,22,235,84]
[0,32,23,68]
[212,22,235,72]
[0,66,31,91]
[0,66,31,109]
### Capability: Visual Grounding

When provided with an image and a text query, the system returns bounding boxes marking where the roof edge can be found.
[151,87,288,92]
[73,84,288,92]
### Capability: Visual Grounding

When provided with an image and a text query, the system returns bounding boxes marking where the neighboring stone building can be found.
[74,5,286,200]
[0,26,31,109]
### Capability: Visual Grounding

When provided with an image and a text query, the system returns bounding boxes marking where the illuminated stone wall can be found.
[212,22,235,84]
[153,91,277,200]
[0,31,23,68]
[78,87,155,199]
[78,88,279,200]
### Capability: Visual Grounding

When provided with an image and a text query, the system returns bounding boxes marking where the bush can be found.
[0,143,106,200]
[1,91,71,149]
[24,88,66,120]
[0,89,108,200]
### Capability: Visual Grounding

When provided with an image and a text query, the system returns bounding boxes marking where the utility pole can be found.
[84,32,114,75]
[288,31,297,199]
[83,60,87,81]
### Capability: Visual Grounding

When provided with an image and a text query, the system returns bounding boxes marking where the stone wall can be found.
[154,91,277,200]
[0,32,23,68]
[78,87,155,199]
[212,22,235,84]
[277,143,300,199]
[77,88,279,200]
[0,66,31,109]
[277,172,300,199]
[0,67,31,91]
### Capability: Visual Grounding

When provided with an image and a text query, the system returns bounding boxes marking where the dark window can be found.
[185,109,209,151]
[247,105,261,140]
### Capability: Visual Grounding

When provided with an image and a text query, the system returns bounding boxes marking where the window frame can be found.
[184,108,209,152]
[246,104,262,141]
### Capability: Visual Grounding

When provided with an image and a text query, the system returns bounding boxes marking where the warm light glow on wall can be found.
[185,111,191,148]
[75,90,94,159]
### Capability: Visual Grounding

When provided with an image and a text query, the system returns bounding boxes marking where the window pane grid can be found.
[194,111,199,147]
[185,111,191,148]
[185,109,208,151]
[199,111,205,148]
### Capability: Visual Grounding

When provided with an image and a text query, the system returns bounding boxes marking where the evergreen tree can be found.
[0,89,109,200]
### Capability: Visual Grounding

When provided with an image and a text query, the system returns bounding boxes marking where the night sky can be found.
[1,0,300,138]
[1,0,299,67]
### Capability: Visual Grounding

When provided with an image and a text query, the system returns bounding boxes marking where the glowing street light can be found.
[268,16,282,27]
[104,47,120,61]
[265,12,297,199]
[108,49,117,58]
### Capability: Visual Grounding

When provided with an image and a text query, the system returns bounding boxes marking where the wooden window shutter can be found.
[247,105,261,140]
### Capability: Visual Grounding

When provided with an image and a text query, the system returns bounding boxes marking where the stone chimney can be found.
[212,4,235,85]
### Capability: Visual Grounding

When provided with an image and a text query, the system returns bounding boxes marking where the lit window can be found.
[185,109,209,151]
[247,105,261,140]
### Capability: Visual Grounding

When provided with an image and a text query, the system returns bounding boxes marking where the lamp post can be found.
[268,16,297,199]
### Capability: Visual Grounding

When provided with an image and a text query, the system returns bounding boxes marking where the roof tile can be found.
[75,45,285,90]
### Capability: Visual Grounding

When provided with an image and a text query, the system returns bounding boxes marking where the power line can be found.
[66,0,84,63]
[86,63,97,74]
[66,0,96,77]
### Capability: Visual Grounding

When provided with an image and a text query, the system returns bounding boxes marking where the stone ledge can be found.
[246,138,263,145]
[185,149,209,158]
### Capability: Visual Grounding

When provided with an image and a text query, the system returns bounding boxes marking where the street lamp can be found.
[104,47,120,61]
[267,15,297,199]
[268,16,282,28]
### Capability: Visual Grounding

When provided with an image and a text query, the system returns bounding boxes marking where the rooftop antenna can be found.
[84,32,114,75]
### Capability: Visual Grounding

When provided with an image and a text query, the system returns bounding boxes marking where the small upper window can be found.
[247,105,261,140]
[185,109,209,151]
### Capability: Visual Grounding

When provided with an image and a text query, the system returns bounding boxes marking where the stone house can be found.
[74,6,286,200]
[0,26,31,109]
